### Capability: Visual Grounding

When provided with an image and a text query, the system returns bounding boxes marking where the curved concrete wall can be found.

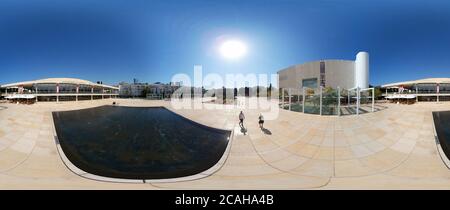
[355,52,369,89]
[278,60,355,90]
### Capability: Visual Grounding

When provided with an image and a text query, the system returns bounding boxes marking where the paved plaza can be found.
[0,98,449,189]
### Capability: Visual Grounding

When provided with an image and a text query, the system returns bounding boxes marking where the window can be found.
[59,84,77,93]
[416,83,437,94]
[440,84,450,93]
[79,85,92,93]
[302,78,318,89]
[35,83,57,93]
[93,87,103,93]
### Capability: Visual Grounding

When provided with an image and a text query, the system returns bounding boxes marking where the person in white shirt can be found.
[239,111,245,127]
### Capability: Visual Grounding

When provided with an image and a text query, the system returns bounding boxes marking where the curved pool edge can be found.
[431,112,450,170]
[432,113,450,170]
[51,105,235,184]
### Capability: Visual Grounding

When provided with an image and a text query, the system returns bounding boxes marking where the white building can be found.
[0,78,119,102]
[382,78,450,102]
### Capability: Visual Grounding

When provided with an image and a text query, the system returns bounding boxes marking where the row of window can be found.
[25,83,118,94]
[386,83,450,94]
[413,84,450,93]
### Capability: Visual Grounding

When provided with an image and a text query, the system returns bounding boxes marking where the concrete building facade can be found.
[278,51,369,90]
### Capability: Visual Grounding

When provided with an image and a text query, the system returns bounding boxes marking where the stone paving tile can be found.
[291,159,333,178]
[259,148,292,163]
[350,144,374,158]
[0,99,450,189]
[335,159,376,177]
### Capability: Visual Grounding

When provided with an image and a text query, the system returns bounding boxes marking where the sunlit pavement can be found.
[0,98,449,189]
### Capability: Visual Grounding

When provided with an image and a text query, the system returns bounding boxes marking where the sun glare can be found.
[219,40,247,60]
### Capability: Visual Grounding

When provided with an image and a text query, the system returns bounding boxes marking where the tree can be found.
[268,83,272,98]
[374,88,383,100]
[141,86,150,98]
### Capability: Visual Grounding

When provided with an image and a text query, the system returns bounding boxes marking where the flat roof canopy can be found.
[5,94,36,99]
[382,78,450,88]
[0,78,118,90]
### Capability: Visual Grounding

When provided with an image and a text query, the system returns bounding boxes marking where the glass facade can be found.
[4,79,118,103]
[34,83,57,93]
[280,87,375,116]
[439,84,450,93]
[78,85,92,93]
[59,84,77,93]
[416,83,437,93]
[385,82,450,102]
[303,88,320,114]
[322,88,339,115]
[29,83,117,95]
[93,87,103,93]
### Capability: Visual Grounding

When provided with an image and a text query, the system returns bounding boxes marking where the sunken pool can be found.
[52,106,231,180]
[433,111,450,161]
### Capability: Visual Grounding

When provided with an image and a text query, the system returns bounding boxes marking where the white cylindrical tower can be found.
[355,51,369,88]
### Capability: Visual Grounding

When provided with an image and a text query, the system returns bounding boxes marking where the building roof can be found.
[382,78,450,88]
[0,78,118,89]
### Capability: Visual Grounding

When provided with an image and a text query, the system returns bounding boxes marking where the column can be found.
[35,84,38,102]
[437,83,440,102]
[288,88,291,111]
[337,87,341,116]
[281,88,284,108]
[102,89,104,99]
[56,83,59,102]
[76,85,79,101]
[91,87,94,100]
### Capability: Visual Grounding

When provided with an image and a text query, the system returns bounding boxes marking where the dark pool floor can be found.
[433,111,450,161]
[52,106,230,179]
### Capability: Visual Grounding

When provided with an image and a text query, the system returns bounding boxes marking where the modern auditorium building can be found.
[0,78,119,102]
[278,51,369,90]
[382,78,450,102]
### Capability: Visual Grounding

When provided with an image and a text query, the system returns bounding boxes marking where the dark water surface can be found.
[433,111,450,161]
[52,106,230,179]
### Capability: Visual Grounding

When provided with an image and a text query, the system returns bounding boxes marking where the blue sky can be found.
[1,0,450,86]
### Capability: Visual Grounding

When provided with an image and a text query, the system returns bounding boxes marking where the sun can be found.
[219,40,247,59]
